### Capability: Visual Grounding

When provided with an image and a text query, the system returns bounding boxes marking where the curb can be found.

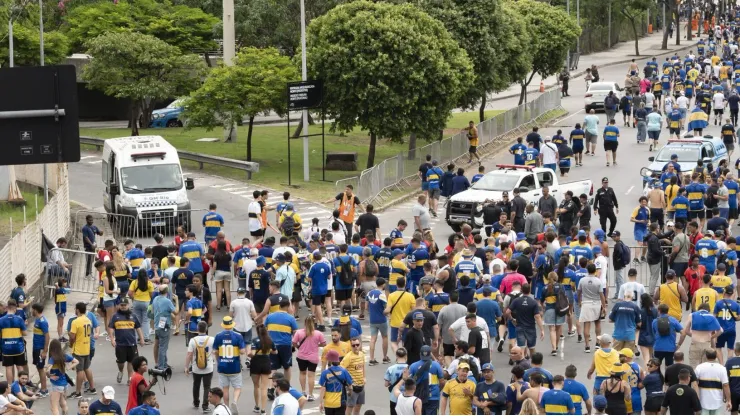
[490,39,699,103]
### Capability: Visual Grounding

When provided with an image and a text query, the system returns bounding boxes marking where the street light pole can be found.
[577,0,580,53]
[222,0,237,142]
[40,0,48,203]
[8,18,13,68]
[608,2,612,48]
[566,0,571,71]
[300,0,309,182]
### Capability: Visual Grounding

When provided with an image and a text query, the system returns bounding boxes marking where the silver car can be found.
[584,82,623,112]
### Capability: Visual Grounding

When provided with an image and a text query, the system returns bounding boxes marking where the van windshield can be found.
[121,164,183,193]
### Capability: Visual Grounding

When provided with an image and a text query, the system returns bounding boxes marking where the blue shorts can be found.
[720,207,730,219]
[103,299,117,309]
[515,326,536,348]
[270,344,292,370]
[391,327,406,342]
[634,228,647,243]
[406,280,419,297]
[679,108,688,120]
[238,329,253,345]
[507,321,517,340]
[370,322,388,338]
[594,376,608,394]
[717,331,737,349]
[421,182,429,191]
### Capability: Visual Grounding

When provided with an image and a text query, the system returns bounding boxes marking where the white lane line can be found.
[87,160,102,164]
[220,187,243,192]
[625,186,634,195]
[80,155,96,160]
[554,108,586,124]
[230,191,249,195]
[211,184,230,188]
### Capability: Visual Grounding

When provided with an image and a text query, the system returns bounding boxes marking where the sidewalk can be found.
[491,29,700,102]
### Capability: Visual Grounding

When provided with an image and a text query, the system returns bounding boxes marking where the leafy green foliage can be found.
[306,1,472,167]
[62,0,218,53]
[83,31,207,135]
[0,21,70,67]
[508,0,580,85]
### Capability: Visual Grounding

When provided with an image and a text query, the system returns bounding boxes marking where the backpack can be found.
[538,253,555,278]
[554,285,570,317]
[717,250,729,270]
[657,316,671,336]
[337,256,355,287]
[280,212,297,236]
[458,356,480,381]
[617,242,631,268]
[194,337,209,370]
[508,292,523,321]
[363,259,378,278]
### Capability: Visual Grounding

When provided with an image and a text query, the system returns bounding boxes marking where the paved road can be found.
[54,38,736,415]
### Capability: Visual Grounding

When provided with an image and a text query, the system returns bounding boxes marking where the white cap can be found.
[102,386,115,400]
[666,221,675,227]
[544,136,552,141]
[250,248,259,257]
[482,274,492,282]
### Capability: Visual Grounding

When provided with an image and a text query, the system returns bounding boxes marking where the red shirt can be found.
[126,372,148,413]
[689,232,703,257]
[684,265,707,296]
[500,272,528,296]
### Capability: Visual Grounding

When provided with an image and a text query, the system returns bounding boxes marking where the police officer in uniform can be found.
[510,188,528,233]
[557,190,578,236]
[593,177,619,236]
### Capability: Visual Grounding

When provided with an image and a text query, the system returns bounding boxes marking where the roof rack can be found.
[495,164,534,170]
[667,139,705,144]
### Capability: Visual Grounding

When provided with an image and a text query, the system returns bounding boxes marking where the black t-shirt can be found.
[705,185,719,209]
[526,132,542,150]
[511,197,527,219]
[509,295,541,329]
[151,245,169,262]
[515,254,533,279]
[474,248,487,271]
[559,199,577,222]
[404,327,425,364]
[468,327,489,363]
[403,309,437,345]
[664,363,697,387]
[197,286,212,321]
[722,123,736,143]
[579,203,592,226]
[355,213,380,239]
[662,383,701,414]
[419,163,433,182]
[483,204,502,226]
[474,380,507,415]
[707,216,729,233]
[441,268,457,294]
[729,94,740,110]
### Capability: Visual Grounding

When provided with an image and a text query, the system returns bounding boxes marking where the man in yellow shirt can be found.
[711,263,733,295]
[340,338,366,414]
[586,334,620,395]
[694,273,719,312]
[384,277,416,352]
[441,362,476,415]
[278,204,302,237]
[321,328,351,371]
[69,302,95,398]
[463,121,481,164]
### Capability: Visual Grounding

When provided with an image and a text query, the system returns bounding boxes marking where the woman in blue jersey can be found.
[250,325,276,415]
[45,339,79,415]
[642,358,665,415]
[638,293,658,362]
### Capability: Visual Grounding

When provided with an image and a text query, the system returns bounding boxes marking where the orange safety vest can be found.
[339,193,356,224]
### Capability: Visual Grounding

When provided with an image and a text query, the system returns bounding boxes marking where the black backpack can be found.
[337,256,355,287]
[508,292,523,321]
[280,212,297,236]
[538,253,555,277]
[553,284,570,317]
[657,315,671,336]
[717,250,729,270]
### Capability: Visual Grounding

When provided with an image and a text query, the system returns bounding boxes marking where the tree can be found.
[508,0,580,105]
[491,4,532,112]
[83,32,207,135]
[0,21,70,66]
[616,0,654,55]
[182,47,298,164]
[307,1,472,168]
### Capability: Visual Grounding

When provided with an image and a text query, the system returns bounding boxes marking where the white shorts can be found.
[213,270,231,282]
[579,302,602,323]
[219,373,243,390]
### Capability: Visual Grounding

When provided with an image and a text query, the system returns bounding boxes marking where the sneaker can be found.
[149,329,155,336]
[595,345,601,351]
[203,407,212,414]
[245,359,251,369]
[260,411,266,415]
[559,334,565,340]
[308,395,315,402]
[551,350,557,356]
[369,359,379,366]
[635,350,641,357]
[230,402,239,415]
[144,339,153,345]
[83,381,89,391]
[382,356,391,364]
[116,371,123,384]
[59,336,69,343]
[317,325,327,332]
[253,407,260,414]
[584,346,591,353]
[649,144,653,151]
[640,256,647,262]
[85,388,97,395]
[105,334,111,342]
[509,358,514,365]
[577,335,583,343]
[68,392,82,399]
[267,388,275,401]
[568,331,576,337]
[194,402,201,409]
[37,390,49,398]
[497,339,505,353]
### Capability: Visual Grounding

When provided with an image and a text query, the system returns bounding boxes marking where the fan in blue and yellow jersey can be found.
[318,350,353,411]
[563,368,590,415]
[407,240,429,295]
[711,263,734,294]
[202,205,224,244]
[695,235,719,274]
[454,249,481,289]
[524,144,539,166]
[0,300,26,358]
[185,286,204,335]
[686,176,707,213]
[685,78,695,98]
[124,240,146,276]
[213,316,246,375]
[264,299,298,348]
[389,249,408,293]
[671,188,690,222]
[178,233,205,274]
[426,281,451,318]
[539,376,575,415]
[389,221,407,249]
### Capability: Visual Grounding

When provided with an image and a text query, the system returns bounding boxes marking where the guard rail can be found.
[80,136,259,173]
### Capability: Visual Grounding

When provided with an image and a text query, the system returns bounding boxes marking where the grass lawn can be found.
[80,110,503,202]
[0,189,46,241]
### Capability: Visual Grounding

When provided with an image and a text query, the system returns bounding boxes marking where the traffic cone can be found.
[539,81,545,92]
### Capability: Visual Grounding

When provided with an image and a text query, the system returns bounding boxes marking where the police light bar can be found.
[131,151,166,160]
[495,164,534,170]
[667,140,704,144]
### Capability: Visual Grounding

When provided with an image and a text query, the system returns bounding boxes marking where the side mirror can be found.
[110,184,120,195]
[648,157,655,162]
[185,177,195,190]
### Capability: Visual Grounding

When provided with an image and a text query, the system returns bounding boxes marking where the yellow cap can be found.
[619,348,634,358]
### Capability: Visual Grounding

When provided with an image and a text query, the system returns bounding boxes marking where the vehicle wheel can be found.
[166,119,180,128]
[584,106,590,113]
[449,224,462,233]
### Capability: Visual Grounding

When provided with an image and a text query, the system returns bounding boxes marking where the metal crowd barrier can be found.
[602,245,675,294]
[72,210,137,248]
[45,247,100,299]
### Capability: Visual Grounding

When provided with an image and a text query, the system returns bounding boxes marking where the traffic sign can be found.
[0,65,80,165]
[287,80,323,110]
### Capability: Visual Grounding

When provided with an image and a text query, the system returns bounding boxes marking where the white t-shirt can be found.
[272,246,297,260]
[644,92,655,108]
[241,258,257,280]
[713,65,722,78]
[594,255,609,288]
[449,316,489,348]
[187,335,215,374]
[541,143,558,165]
[676,96,689,109]
[229,297,255,332]
[248,201,262,232]
[447,354,482,376]
[713,93,726,109]
[489,258,507,275]
[695,362,729,410]
[617,281,646,307]
[271,392,300,415]
[332,232,347,245]
[213,404,232,415]
[0,394,18,413]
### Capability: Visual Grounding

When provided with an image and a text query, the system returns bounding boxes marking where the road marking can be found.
[87,160,102,164]
[626,185,634,195]
[211,184,231,188]
[80,155,96,160]
[230,191,249,195]
[553,108,586,125]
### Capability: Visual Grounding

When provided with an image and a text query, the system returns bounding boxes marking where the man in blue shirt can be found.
[603,119,620,167]
[308,253,331,332]
[265,299,298,388]
[714,287,740,364]
[526,127,542,151]
[178,232,205,275]
[562,364,591,415]
[366,278,389,365]
[213,316,247,408]
[451,167,471,196]
[524,142,540,167]
[426,161,445,215]
[472,363,506,415]
[608,291,642,352]
[540,375,575,415]
[30,304,49,396]
[128,391,160,415]
[151,285,176,370]
[202,204,224,245]
[523,353,554,388]
[510,137,527,165]
[652,303,683,366]
[408,345,445,415]
[0,299,27,383]
[81,214,103,277]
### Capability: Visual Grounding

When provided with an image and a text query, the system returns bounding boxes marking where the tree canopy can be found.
[307,0,473,168]
[83,31,207,135]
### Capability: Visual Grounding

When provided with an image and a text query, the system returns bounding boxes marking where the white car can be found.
[584,82,623,112]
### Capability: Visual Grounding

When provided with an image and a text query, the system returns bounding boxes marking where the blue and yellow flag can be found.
[688,106,709,131]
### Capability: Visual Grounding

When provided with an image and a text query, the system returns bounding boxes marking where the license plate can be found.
[151,221,166,227]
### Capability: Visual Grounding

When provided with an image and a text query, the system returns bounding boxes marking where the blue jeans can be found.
[155,328,171,369]
[132,300,150,341]
[544,163,557,172]
[422,400,439,415]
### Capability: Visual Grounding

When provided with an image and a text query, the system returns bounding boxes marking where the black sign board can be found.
[288,80,323,110]
[0,65,80,165]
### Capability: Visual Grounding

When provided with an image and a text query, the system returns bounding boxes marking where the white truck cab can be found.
[102,136,195,231]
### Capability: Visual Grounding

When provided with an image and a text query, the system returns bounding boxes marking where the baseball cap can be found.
[516,232,526,240]
[326,350,340,363]
[597,333,613,344]
[665,269,677,277]
[706,230,715,237]
[256,256,267,266]
[481,274,492,282]
[481,363,495,371]
[311,232,320,241]
[671,154,678,159]
[392,249,404,258]
[413,311,424,321]
[458,362,471,370]
[620,348,634,358]
[594,229,606,240]
[285,203,294,210]
[544,136,552,141]
[666,220,675,227]
[592,246,602,254]
[602,177,609,183]
[237,287,247,294]
[274,253,286,263]
[120,297,130,305]
[270,372,287,380]
[420,276,435,286]
[593,395,607,409]
[611,230,621,238]
[103,386,115,400]
[502,191,509,197]
[577,230,587,238]
[420,345,432,361]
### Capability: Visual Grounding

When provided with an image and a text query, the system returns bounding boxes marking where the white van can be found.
[102,136,194,231]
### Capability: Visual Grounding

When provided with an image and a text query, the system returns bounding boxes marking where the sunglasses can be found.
[351,343,361,347]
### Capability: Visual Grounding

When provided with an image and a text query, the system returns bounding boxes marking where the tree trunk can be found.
[139,99,155,129]
[630,18,640,55]
[367,131,377,169]
[675,6,681,45]
[408,132,417,161]
[479,95,486,122]
[686,0,693,40]
[247,115,254,180]
[518,82,526,105]
[130,102,139,136]
[291,113,317,138]
[204,52,213,68]
[662,15,670,49]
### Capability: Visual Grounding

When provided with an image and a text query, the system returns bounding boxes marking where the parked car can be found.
[149,99,185,128]
[446,165,593,232]
[584,82,623,112]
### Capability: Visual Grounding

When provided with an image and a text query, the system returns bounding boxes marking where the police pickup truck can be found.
[445,165,594,232]
[639,136,728,192]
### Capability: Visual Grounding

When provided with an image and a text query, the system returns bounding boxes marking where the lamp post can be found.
[40,0,48,203]
[299,0,309,182]
[223,0,237,142]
